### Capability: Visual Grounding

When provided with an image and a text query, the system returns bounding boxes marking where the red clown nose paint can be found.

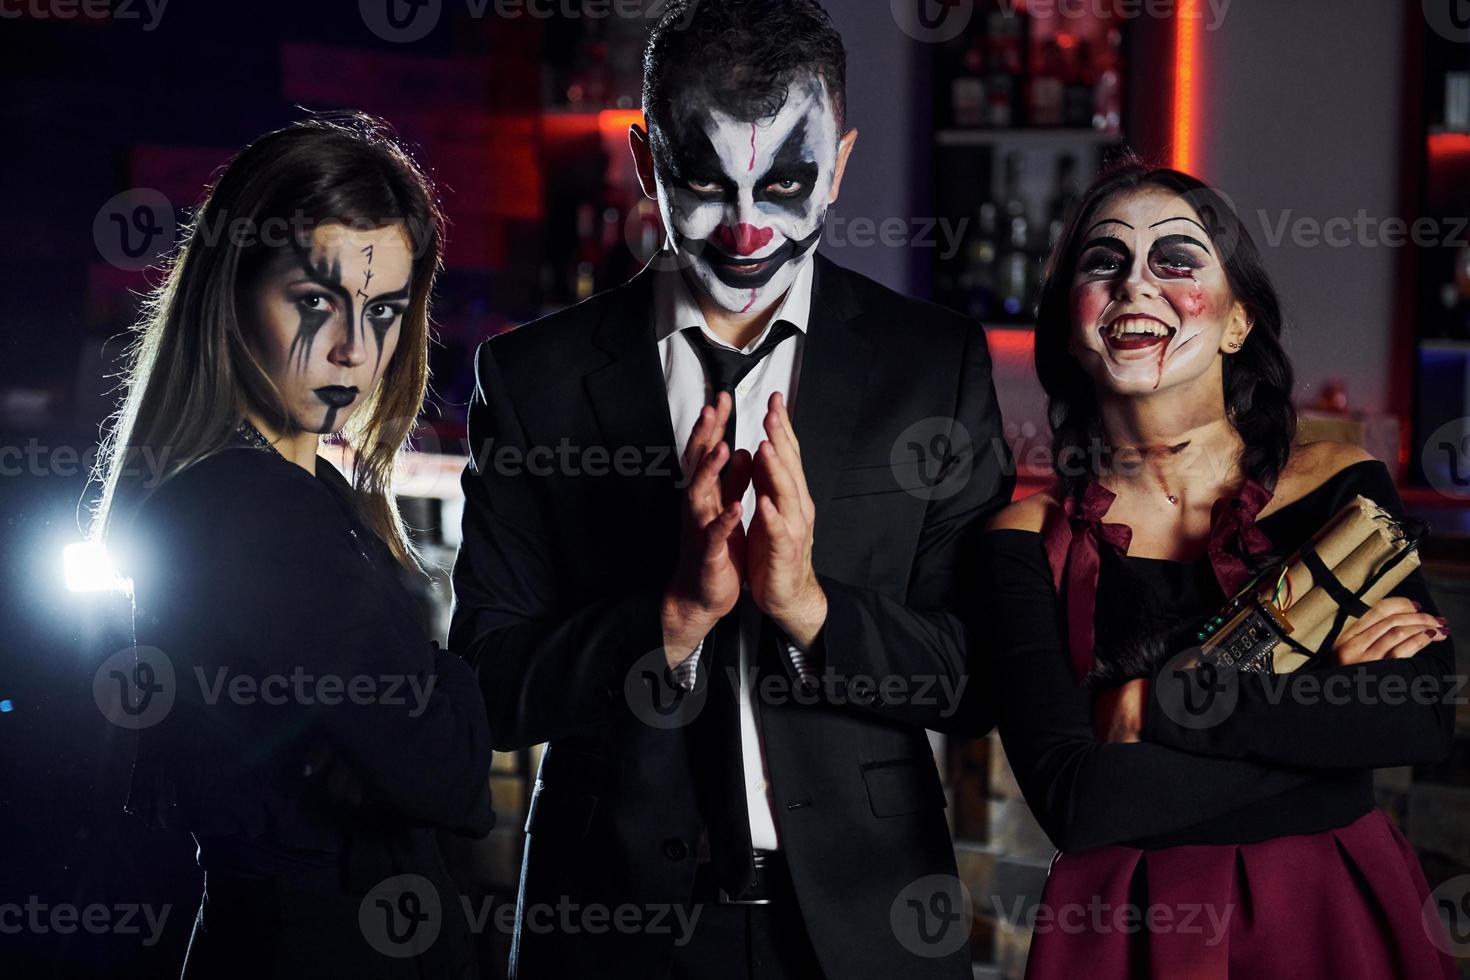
[711,223,774,256]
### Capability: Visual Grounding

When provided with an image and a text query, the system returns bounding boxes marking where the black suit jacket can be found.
[450,255,1012,979]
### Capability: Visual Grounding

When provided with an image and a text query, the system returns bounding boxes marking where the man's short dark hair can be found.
[643,0,847,143]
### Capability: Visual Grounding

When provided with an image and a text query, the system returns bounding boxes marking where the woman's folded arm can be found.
[981,528,1314,852]
[1140,462,1458,770]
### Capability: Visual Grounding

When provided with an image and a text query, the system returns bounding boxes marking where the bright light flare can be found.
[63,541,131,594]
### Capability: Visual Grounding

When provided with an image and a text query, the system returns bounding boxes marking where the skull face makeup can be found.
[249,222,413,434]
[652,76,842,315]
[1068,186,1249,396]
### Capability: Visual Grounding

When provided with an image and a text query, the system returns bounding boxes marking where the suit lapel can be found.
[583,264,679,472]
[792,255,874,515]
[582,266,683,567]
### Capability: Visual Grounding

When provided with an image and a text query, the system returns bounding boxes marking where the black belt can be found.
[692,850,793,906]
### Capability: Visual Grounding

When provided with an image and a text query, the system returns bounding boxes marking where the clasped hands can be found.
[661,391,827,668]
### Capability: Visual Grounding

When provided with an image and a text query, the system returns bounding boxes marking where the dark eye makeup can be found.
[1074,233,1211,279]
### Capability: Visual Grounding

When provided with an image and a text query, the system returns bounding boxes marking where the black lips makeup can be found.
[657,76,840,314]
[312,384,359,432]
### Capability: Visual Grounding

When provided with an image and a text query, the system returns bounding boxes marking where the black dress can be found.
[979,460,1458,978]
[118,432,494,979]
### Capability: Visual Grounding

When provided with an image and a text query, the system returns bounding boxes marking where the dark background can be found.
[4,2,1470,978]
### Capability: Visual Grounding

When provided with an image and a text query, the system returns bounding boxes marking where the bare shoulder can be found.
[1269,440,1378,510]
[985,487,1061,533]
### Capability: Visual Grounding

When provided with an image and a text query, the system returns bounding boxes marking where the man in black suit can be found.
[451,2,1012,976]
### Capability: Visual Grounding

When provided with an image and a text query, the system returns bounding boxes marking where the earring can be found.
[1227,340,1243,351]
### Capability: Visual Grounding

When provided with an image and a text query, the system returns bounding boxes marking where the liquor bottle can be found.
[961,202,1001,321]
[999,214,1032,319]
[988,7,1024,75]
[1001,151,1028,228]
[986,8,1023,128]
[1046,153,1081,250]
[951,35,988,128]
[998,153,1032,318]
[1064,37,1096,130]
[1093,27,1124,133]
[1028,38,1065,128]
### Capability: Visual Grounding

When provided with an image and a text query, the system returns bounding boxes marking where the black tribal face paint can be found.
[250,222,413,435]
[654,76,840,315]
[287,253,341,374]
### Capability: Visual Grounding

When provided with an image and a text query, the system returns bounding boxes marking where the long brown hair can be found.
[91,111,444,572]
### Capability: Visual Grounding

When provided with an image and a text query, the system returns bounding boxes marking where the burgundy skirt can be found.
[1023,810,1458,980]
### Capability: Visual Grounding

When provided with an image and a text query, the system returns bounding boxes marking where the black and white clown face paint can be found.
[249,222,412,434]
[655,77,840,315]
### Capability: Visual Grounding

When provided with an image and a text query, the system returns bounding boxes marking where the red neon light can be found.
[598,109,645,134]
[1428,131,1470,162]
[985,326,1036,364]
[1172,0,1200,172]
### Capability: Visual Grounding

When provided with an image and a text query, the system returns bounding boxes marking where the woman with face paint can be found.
[979,158,1457,978]
[91,114,493,979]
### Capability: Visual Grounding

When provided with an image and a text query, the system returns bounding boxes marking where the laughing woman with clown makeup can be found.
[91,114,493,979]
[980,158,1458,978]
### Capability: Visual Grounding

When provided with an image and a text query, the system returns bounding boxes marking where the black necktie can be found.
[680,320,796,897]
[691,608,755,896]
[681,321,798,454]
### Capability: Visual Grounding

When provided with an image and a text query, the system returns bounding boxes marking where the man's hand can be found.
[748,392,827,651]
[662,392,752,667]
[1093,678,1147,744]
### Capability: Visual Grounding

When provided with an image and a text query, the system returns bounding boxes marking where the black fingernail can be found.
[1424,629,1439,638]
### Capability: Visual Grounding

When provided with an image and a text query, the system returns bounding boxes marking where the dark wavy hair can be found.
[642,0,847,155]
[1034,155,1296,499]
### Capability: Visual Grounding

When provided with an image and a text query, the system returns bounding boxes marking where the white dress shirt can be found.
[654,257,815,852]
